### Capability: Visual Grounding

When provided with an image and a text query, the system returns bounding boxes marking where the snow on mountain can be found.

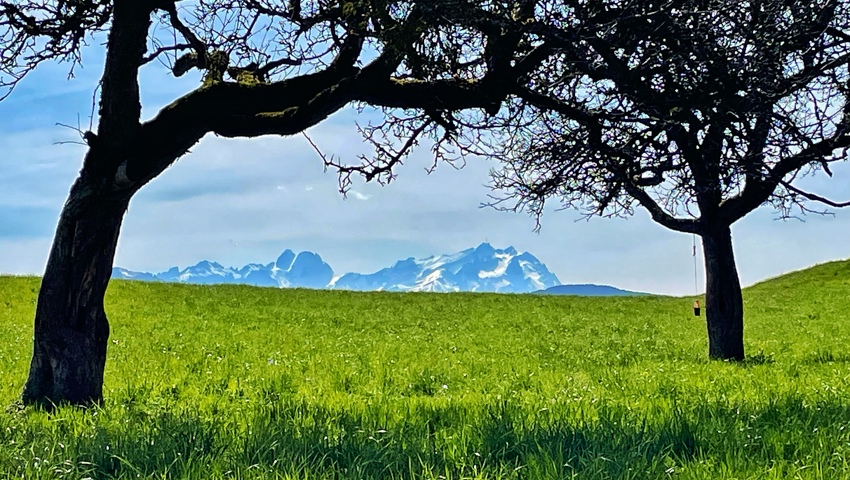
[112,251,333,289]
[285,252,335,289]
[111,267,157,282]
[111,243,561,293]
[332,243,560,293]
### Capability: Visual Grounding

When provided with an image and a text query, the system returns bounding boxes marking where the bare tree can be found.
[487,0,850,360]
[336,0,850,361]
[0,0,551,407]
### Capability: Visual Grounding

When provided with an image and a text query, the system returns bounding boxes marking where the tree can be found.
[334,0,850,361]
[1,0,550,407]
[481,0,850,360]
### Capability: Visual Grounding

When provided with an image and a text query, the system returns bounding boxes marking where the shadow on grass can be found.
[233,401,699,479]
[742,350,776,366]
[58,410,224,479]
[802,350,850,365]
[9,396,850,479]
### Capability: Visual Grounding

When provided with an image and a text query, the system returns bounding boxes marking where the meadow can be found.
[1,261,849,479]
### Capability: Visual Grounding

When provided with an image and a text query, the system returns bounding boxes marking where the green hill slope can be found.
[0,261,849,479]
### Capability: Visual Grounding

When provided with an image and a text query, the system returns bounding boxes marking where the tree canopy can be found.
[317,1,850,226]
[489,0,850,229]
[3,0,552,194]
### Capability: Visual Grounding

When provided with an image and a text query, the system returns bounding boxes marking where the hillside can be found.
[1,260,849,479]
[534,283,646,296]
[746,258,850,293]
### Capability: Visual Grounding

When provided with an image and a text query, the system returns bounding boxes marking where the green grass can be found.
[1,260,850,479]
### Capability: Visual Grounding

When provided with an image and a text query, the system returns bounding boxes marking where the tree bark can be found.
[22,176,131,408]
[701,223,745,361]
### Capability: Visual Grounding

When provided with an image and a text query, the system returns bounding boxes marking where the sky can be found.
[2,49,850,296]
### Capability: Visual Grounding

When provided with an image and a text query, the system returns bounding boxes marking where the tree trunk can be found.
[701,223,745,361]
[22,176,131,408]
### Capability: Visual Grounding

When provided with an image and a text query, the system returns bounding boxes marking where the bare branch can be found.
[141,43,192,66]
[622,181,701,234]
[780,181,850,208]
[325,118,433,192]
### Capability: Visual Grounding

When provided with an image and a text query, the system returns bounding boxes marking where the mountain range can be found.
[112,243,637,295]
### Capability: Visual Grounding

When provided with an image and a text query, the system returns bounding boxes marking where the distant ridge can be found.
[533,284,647,297]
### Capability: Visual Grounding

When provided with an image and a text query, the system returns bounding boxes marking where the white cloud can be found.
[349,191,372,201]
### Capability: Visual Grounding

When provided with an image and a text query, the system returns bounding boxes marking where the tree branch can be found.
[162,2,206,59]
[721,131,850,223]
[326,118,433,192]
[622,181,701,234]
[141,43,192,66]
[117,44,513,191]
[780,181,850,208]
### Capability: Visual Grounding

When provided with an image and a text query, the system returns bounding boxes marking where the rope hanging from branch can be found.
[693,234,700,317]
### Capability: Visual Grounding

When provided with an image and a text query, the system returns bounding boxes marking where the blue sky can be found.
[2,51,850,295]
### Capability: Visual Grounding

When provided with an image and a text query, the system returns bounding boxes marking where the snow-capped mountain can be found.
[111,243,560,293]
[112,249,334,289]
[331,243,560,293]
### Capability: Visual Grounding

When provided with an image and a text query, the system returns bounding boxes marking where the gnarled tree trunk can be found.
[701,223,745,361]
[22,175,131,408]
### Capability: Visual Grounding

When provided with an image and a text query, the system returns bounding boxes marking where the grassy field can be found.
[1,261,850,479]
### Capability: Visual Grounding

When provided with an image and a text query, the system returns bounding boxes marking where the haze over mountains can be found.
[112,243,638,295]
